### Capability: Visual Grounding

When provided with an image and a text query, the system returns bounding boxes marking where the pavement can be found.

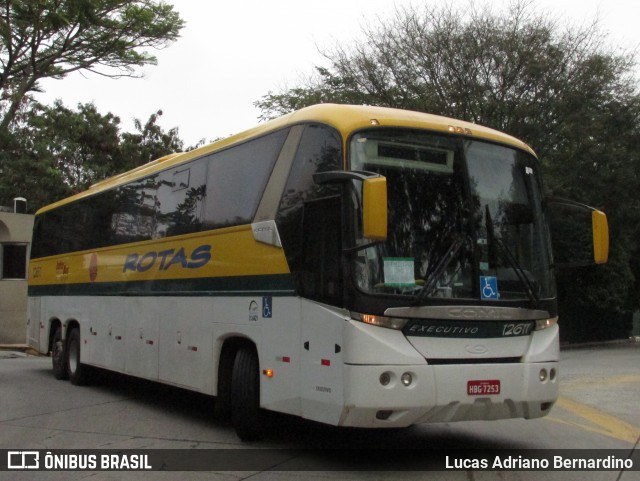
[0,344,40,357]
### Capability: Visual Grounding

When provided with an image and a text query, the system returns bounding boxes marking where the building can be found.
[0,200,34,344]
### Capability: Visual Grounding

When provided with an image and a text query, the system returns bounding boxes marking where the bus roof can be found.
[36,104,535,215]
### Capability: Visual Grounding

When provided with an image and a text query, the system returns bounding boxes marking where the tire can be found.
[231,347,263,441]
[66,328,89,386]
[213,347,234,421]
[51,326,69,380]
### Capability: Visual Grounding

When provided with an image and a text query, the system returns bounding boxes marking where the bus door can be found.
[298,196,345,424]
[300,301,345,425]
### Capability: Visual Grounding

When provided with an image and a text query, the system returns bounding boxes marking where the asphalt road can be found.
[0,342,638,481]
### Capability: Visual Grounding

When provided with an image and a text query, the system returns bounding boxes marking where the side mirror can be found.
[591,209,609,264]
[547,198,609,266]
[313,170,388,241]
[362,177,387,240]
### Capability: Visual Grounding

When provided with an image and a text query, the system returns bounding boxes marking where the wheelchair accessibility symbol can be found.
[480,276,499,300]
[262,296,272,318]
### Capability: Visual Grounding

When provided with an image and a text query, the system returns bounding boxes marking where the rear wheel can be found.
[51,326,68,380]
[231,347,263,441]
[66,328,89,386]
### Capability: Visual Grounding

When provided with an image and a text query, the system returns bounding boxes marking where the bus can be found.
[26,104,608,441]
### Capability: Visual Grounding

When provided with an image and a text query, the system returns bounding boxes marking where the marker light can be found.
[539,369,548,382]
[448,125,473,135]
[263,369,274,378]
[370,119,380,126]
[535,317,559,331]
[353,312,408,330]
[379,372,391,386]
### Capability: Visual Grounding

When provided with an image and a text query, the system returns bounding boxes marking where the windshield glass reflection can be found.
[350,129,554,303]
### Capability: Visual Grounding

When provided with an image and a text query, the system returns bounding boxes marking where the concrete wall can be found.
[0,280,29,343]
[0,211,34,344]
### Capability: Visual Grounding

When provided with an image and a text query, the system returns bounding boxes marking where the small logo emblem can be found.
[465,344,489,355]
[249,301,259,322]
[89,253,98,282]
[8,451,39,469]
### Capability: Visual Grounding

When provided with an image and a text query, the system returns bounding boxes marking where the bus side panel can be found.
[258,296,302,417]
[124,297,159,380]
[299,301,347,426]
[85,297,126,372]
[158,297,215,392]
[27,297,42,352]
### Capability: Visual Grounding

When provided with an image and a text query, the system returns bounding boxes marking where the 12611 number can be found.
[502,322,533,337]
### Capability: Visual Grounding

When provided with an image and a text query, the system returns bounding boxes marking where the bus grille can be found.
[426,357,521,365]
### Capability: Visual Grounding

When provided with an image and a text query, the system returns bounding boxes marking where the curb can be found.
[0,344,41,356]
[560,338,639,350]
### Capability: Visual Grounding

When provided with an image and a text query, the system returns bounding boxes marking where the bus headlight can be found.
[352,312,408,330]
[535,316,558,331]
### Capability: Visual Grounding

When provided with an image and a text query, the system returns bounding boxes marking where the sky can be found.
[35,0,640,148]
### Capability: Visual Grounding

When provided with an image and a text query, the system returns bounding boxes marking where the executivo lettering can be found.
[404,320,534,338]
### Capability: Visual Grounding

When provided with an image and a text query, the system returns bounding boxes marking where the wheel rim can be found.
[52,341,63,364]
[68,338,79,373]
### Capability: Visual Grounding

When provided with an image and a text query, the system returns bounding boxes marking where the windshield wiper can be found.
[412,234,464,303]
[485,205,539,304]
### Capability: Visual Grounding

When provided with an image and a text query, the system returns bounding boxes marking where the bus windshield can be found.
[350,129,555,303]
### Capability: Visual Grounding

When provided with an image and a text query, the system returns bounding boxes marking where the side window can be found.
[155,160,207,238]
[29,129,289,257]
[111,175,160,245]
[30,216,46,259]
[31,212,61,258]
[278,124,342,214]
[203,129,288,229]
[275,124,343,304]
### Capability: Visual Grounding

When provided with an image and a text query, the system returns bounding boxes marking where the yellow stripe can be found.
[29,225,290,287]
[547,396,640,444]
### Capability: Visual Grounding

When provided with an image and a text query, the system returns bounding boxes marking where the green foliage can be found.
[0,101,184,210]
[120,109,184,169]
[0,0,184,134]
[255,0,640,341]
[0,0,185,212]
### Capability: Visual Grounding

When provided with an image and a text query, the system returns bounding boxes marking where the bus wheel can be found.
[66,328,89,386]
[52,326,69,380]
[231,347,263,441]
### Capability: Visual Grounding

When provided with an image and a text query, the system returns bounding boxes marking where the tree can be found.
[255,0,640,340]
[1,101,185,209]
[0,100,122,207]
[0,0,184,135]
[120,109,183,170]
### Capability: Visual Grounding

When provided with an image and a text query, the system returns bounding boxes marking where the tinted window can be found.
[276,124,342,302]
[203,129,288,229]
[111,175,159,245]
[155,161,207,238]
[31,129,289,259]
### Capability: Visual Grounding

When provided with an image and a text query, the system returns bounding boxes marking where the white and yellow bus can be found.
[26,104,608,441]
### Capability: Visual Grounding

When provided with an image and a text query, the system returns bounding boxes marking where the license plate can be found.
[467,380,501,395]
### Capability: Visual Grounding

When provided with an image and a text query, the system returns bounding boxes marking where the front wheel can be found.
[51,326,68,380]
[231,347,263,441]
[66,328,89,386]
